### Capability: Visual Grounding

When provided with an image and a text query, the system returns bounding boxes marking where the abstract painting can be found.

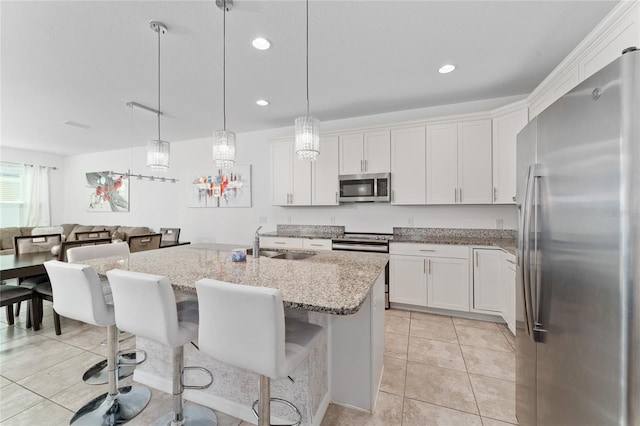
[86,171,130,212]
[189,165,251,208]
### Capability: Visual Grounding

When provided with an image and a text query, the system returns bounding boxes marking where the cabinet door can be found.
[291,147,312,206]
[427,257,470,312]
[391,126,426,205]
[473,249,503,312]
[270,141,293,206]
[390,255,427,306]
[458,120,493,204]
[492,107,528,204]
[312,136,339,205]
[339,133,365,175]
[426,123,458,204]
[364,130,391,173]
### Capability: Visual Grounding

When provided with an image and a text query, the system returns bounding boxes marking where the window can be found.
[0,163,25,227]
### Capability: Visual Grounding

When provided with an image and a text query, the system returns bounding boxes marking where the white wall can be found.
[62,95,520,245]
[0,146,66,226]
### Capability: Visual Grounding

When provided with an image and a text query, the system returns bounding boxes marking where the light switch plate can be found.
[496,218,504,229]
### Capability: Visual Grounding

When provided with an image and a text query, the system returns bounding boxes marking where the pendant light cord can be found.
[223,0,227,131]
[157,25,162,142]
[306,0,309,116]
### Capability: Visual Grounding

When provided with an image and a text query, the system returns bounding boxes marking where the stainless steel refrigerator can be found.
[516,47,639,426]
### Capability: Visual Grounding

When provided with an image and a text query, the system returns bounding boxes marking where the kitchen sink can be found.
[246,249,315,260]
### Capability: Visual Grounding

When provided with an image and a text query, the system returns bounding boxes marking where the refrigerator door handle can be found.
[522,165,536,337]
[531,165,548,341]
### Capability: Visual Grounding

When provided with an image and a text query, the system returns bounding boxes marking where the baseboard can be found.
[389,303,504,322]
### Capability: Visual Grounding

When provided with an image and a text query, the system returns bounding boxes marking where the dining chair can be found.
[58,238,112,262]
[159,228,180,243]
[13,234,62,327]
[74,230,112,241]
[128,233,162,253]
[0,285,38,330]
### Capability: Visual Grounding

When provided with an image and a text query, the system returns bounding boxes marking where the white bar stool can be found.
[43,260,151,425]
[196,279,323,426]
[107,269,218,426]
[66,242,144,385]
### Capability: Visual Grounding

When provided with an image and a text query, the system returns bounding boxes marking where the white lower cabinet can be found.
[472,248,503,313]
[389,255,427,306]
[502,253,516,335]
[260,237,304,250]
[428,257,469,311]
[389,243,469,312]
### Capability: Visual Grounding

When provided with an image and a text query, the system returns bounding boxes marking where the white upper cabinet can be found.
[426,123,458,204]
[339,130,390,174]
[426,119,492,205]
[391,126,426,205]
[270,140,311,206]
[312,136,339,205]
[492,104,528,204]
[458,120,493,204]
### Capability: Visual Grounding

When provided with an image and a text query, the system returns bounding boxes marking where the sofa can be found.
[0,224,153,255]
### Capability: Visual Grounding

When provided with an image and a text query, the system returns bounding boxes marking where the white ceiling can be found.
[1,0,618,156]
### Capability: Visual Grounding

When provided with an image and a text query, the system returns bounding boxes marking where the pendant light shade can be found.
[294,115,319,160]
[294,0,319,161]
[213,129,236,169]
[213,0,236,168]
[147,140,170,172]
[146,21,170,172]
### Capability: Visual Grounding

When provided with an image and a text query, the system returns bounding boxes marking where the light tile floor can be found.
[321,309,518,426]
[1,304,517,425]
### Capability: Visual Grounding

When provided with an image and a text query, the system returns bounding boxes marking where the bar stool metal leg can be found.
[251,375,302,426]
[70,325,151,425]
[154,346,217,426]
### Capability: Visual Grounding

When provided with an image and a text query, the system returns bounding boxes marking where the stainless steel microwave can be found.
[339,173,391,202]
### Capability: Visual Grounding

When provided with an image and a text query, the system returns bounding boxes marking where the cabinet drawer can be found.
[260,237,304,249]
[303,239,332,251]
[390,243,469,259]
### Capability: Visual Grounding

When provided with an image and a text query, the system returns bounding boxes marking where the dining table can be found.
[0,251,57,281]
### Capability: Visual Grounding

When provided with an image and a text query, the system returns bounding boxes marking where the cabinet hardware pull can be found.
[494,187,497,202]
[512,196,516,202]
[454,188,457,203]
[506,258,516,264]
[459,188,463,203]
[423,259,426,274]
[419,249,436,252]
[310,244,322,247]
[335,192,338,204]
[365,159,368,171]
[275,242,286,245]
[428,259,431,274]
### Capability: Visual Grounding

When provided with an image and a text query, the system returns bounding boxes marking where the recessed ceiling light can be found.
[439,64,456,74]
[252,37,271,50]
[256,99,270,106]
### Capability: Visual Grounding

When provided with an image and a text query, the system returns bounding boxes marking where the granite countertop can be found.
[88,244,388,316]
[259,224,345,240]
[392,227,517,255]
[392,235,516,255]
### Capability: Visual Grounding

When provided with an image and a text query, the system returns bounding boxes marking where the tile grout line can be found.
[453,320,482,419]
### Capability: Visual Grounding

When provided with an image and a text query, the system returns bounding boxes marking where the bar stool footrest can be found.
[181,366,214,390]
[251,398,302,426]
[82,352,140,385]
[118,349,147,365]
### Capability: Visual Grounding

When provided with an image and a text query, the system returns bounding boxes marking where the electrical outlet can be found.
[258,216,267,224]
[496,218,504,229]
[330,216,336,225]
[408,217,414,226]
[287,216,292,224]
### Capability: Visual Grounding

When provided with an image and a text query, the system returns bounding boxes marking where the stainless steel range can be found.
[332,233,391,308]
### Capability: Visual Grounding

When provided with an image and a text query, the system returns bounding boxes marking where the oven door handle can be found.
[331,243,389,252]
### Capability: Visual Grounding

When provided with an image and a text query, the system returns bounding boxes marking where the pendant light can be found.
[294,0,319,161]
[213,0,236,169]
[146,21,170,172]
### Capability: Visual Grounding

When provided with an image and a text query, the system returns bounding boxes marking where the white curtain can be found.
[22,165,51,227]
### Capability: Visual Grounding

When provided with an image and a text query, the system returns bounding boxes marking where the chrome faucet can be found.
[253,226,262,258]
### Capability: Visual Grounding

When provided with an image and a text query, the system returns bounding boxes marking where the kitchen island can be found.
[91,244,388,425]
